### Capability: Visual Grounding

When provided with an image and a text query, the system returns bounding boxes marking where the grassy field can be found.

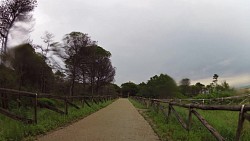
[0,100,114,141]
[129,99,250,141]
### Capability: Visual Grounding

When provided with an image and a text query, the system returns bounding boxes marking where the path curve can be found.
[37,98,159,141]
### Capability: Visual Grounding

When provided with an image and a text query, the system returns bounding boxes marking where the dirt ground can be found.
[37,98,160,141]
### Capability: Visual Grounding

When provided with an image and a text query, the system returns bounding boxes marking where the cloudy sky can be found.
[28,0,250,87]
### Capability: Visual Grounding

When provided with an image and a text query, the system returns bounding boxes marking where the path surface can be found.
[37,98,159,141]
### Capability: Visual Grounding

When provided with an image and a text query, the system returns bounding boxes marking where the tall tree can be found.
[147,74,179,98]
[84,45,115,94]
[63,32,94,96]
[179,78,190,96]
[213,74,219,85]
[213,74,219,93]
[95,57,115,93]
[195,82,205,94]
[0,0,37,54]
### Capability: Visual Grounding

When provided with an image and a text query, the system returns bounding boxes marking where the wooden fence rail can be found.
[0,88,117,124]
[132,96,250,141]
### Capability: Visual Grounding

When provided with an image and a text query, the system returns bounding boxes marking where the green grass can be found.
[129,98,250,141]
[129,98,147,109]
[0,100,114,141]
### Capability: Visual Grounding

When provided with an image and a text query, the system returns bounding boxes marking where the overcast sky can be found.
[28,0,250,87]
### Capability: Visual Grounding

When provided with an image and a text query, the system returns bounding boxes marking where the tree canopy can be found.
[0,0,37,54]
[62,32,115,96]
[137,74,181,98]
[121,82,138,97]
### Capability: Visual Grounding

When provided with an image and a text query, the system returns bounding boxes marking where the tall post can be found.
[188,107,193,132]
[167,104,172,123]
[235,105,245,141]
[34,93,38,124]
[156,102,160,113]
[65,96,68,115]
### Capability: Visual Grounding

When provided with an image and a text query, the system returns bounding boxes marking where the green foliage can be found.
[137,74,181,98]
[12,44,54,92]
[111,83,121,94]
[179,78,190,96]
[63,32,115,95]
[121,82,138,97]
[193,90,234,99]
[178,75,232,97]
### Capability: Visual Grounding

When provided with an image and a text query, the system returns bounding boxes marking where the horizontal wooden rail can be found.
[38,102,65,114]
[0,88,37,97]
[38,94,65,100]
[168,102,250,111]
[0,107,34,124]
[135,94,250,104]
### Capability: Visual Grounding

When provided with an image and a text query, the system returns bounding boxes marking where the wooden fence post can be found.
[167,104,172,123]
[157,102,160,113]
[64,96,68,115]
[34,93,38,124]
[18,92,21,108]
[146,98,150,108]
[235,105,245,141]
[81,98,84,108]
[188,107,193,132]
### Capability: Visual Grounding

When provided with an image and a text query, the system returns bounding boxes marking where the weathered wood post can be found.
[235,105,245,141]
[156,102,160,113]
[18,91,21,108]
[187,106,193,132]
[81,97,84,108]
[34,93,38,124]
[146,98,150,108]
[64,96,68,115]
[167,103,172,123]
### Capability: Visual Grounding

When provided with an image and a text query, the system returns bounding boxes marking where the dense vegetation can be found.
[121,74,182,98]
[121,73,235,99]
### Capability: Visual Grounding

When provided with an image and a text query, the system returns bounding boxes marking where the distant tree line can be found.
[121,74,182,98]
[179,74,232,97]
[0,0,118,96]
[120,74,233,99]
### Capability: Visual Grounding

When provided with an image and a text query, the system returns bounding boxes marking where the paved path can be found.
[37,98,159,141]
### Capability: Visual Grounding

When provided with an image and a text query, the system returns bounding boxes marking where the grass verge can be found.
[0,100,114,141]
[129,98,250,141]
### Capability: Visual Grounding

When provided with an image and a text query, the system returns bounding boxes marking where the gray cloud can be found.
[31,0,250,86]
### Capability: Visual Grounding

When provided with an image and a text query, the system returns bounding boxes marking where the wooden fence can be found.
[132,96,250,141]
[0,88,117,124]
